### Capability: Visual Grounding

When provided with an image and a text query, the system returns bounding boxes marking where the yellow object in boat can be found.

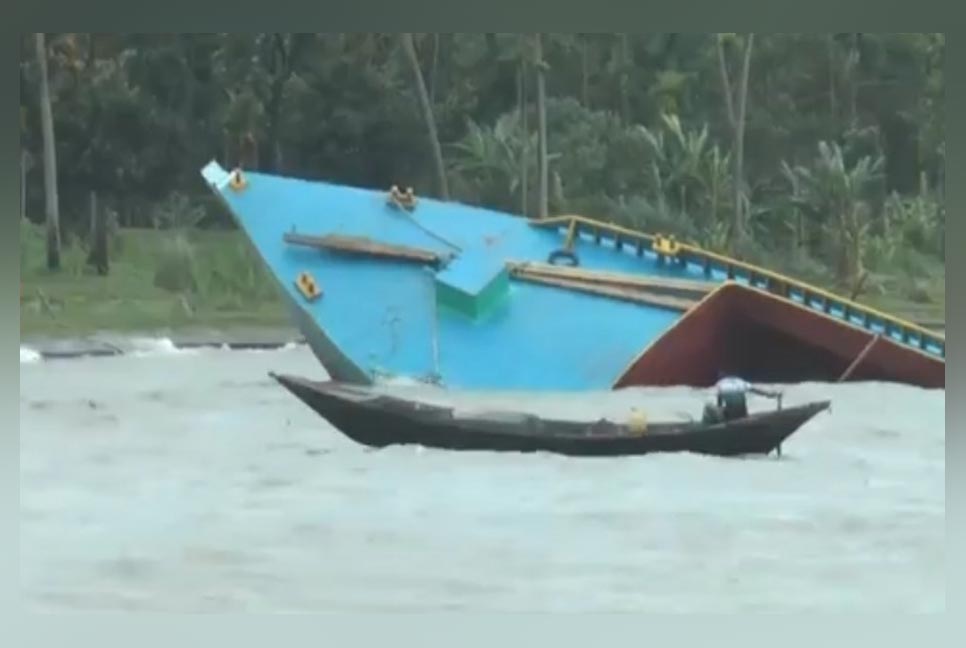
[628,408,649,435]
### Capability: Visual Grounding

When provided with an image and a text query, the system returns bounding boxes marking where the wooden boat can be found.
[270,373,830,458]
[201,161,944,391]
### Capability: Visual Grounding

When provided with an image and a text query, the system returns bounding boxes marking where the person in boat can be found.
[705,373,783,423]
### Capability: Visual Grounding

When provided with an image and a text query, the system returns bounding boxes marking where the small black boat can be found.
[270,373,830,458]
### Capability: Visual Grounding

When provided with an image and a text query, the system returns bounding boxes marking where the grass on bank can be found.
[20,221,289,338]
[763,246,945,327]
[20,220,944,339]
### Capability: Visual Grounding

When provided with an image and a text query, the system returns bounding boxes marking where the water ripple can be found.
[19,348,945,612]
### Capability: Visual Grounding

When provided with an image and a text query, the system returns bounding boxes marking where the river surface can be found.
[19,342,945,612]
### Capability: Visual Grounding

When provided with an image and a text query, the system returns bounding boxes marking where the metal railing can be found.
[530,215,945,360]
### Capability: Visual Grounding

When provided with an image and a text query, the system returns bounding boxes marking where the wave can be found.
[20,336,305,364]
[127,337,199,358]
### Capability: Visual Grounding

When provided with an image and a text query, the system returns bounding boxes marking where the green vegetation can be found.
[20,217,942,338]
[20,221,288,337]
[20,33,944,337]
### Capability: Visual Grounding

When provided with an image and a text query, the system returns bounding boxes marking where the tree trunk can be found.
[849,33,859,127]
[618,34,631,125]
[274,141,283,174]
[836,201,865,290]
[827,35,837,128]
[732,33,754,243]
[535,33,549,219]
[20,149,27,222]
[518,61,529,218]
[715,35,737,128]
[710,154,719,228]
[717,34,754,245]
[400,33,449,200]
[265,79,285,173]
[179,35,194,132]
[239,131,258,170]
[35,33,61,271]
[429,33,440,106]
[87,190,109,276]
[86,33,97,70]
[264,34,301,175]
[797,210,805,254]
[88,190,96,241]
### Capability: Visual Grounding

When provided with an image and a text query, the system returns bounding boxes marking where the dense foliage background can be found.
[20,33,944,304]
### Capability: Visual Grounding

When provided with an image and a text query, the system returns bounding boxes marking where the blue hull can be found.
[201,162,945,391]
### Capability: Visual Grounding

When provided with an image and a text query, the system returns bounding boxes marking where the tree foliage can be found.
[21,33,944,293]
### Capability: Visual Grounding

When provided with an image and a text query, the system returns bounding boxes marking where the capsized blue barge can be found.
[201,162,945,391]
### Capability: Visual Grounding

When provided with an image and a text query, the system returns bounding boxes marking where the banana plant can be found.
[448,112,558,214]
[782,140,884,292]
[636,113,732,238]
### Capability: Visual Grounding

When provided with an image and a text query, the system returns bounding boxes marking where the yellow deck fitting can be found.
[528,214,944,359]
[295,271,322,302]
[228,168,248,192]
[387,185,418,211]
[653,234,680,257]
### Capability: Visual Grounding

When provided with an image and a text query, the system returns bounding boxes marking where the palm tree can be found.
[785,141,884,295]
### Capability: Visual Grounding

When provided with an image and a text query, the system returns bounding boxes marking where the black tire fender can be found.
[548,249,579,267]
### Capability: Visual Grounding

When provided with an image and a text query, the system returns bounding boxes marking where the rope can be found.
[426,267,442,381]
[400,208,463,255]
[387,186,463,254]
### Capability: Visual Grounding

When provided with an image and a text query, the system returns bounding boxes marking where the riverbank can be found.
[21,222,945,341]
[21,223,290,339]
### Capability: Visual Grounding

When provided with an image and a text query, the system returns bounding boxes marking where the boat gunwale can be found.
[531,214,945,351]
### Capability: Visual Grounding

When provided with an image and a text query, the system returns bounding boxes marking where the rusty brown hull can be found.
[614,283,945,389]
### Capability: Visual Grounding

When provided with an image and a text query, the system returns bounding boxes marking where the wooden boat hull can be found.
[270,373,830,458]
